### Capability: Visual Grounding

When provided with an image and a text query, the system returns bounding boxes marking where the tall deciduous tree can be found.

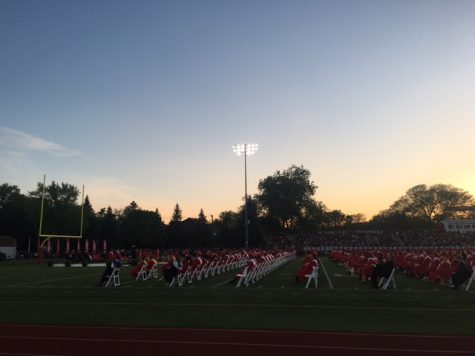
[324,209,346,228]
[0,183,21,209]
[0,183,34,249]
[29,181,81,235]
[389,184,474,221]
[256,165,318,230]
[29,181,80,207]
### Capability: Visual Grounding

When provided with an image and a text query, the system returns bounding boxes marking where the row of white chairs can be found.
[236,252,296,287]
[135,260,159,281]
[171,254,249,287]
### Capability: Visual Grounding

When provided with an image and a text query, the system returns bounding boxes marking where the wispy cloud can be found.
[0,127,82,157]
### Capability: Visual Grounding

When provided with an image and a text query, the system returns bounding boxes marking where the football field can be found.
[1,257,474,336]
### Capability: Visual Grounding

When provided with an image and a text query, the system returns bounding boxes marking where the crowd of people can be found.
[328,247,475,289]
[329,249,395,288]
[88,230,475,290]
[268,231,475,252]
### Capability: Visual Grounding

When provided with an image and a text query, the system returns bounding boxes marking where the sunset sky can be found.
[1,0,474,221]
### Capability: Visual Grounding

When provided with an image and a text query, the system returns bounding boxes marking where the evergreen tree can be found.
[170,203,183,223]
[198,208,207,224]
[123,201,139,216]
[82,195,97,240]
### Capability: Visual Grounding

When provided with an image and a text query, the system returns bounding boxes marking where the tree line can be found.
[1,165,474,251]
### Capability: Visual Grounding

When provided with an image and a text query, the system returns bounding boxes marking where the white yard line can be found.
[212,279,234,288]
[318,257,334,290]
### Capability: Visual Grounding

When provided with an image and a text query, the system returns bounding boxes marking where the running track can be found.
[0,325,474,356]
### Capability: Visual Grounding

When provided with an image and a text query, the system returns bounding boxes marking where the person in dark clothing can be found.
[371,258,395,288]
[452,255,472,290]
[164,255,181,283]
[98,261,113,286]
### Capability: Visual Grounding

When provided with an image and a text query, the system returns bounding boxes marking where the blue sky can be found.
[1,0,474,220]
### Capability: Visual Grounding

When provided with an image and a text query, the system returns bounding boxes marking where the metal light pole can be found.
[233,143,258,250]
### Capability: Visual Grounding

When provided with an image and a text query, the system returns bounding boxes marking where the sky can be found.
[1,0,474,221]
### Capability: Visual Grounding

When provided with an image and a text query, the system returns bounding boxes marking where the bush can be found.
[82,260,89,267]
[65,260,72,267]
[0,252,6,262]
[47,261,53,267]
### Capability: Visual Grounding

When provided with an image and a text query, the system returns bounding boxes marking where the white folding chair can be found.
[135,263,148,281]
[105,267,120,287]
[305,267,318,289]
[378,268,396,290]
[465,269,475,291]
[235,266,249,288]
[145,262,158,279]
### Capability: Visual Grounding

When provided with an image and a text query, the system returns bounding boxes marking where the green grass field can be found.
[1,257,474,335]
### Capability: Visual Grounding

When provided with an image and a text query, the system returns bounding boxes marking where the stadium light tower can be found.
[233,143,258,250]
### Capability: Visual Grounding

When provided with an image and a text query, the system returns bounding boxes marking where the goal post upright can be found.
[38,175,46,238]
[37,175,47,264]
[79,184,85,238]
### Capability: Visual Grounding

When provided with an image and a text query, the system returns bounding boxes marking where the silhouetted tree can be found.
[28,181,81,236]
[123,201,139,216]
[256,165,318,230]
[324,209,346,228]
[389,184,474,221]
[98,206,118,248]
[82,195,97,240]
[120,208,166,248]
[170,203,183,223]
[198,208,207,224]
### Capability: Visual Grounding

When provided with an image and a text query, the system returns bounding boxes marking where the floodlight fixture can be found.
[233,143,258,156]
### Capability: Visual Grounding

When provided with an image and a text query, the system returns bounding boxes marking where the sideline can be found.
[1,300,474,312]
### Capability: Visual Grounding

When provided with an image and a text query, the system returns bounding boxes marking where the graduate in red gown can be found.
[296,252,318,283]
